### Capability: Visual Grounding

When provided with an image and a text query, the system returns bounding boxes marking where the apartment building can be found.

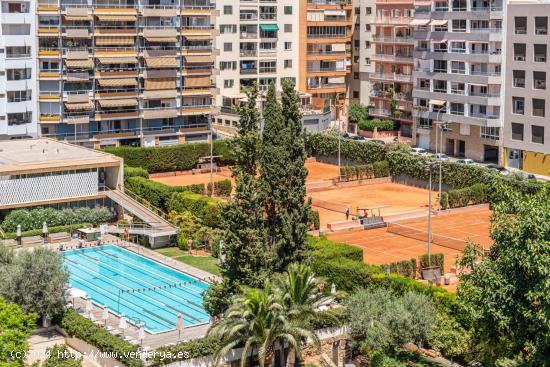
[503,0,550,175]
[0,0,38,140]
[368,0,414,140]
[412,0,503,162]
[351,0,376,107]
[36,0,217,148]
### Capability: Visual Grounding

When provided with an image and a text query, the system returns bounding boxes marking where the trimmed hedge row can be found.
[308,236,363,262]
[0,223,91,240]
[384,258,417,278]
[60,311,144,367]
[419,253,445,270]
[358,119,395,132]
[339,161,389,181]
[440,183,487,209]
[206,179,232,197]
[305,132,387,165]
[105,141,235,173]
[125,176,187,212]
[167,192,221,228]
[124,166,149,179]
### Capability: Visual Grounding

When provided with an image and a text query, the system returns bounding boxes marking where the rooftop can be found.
[0,139,121,175]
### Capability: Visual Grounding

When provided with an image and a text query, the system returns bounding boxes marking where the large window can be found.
[7,68,31,80]
[534,71,546,89]
[515,16,527,34]
[6,46,30,58]
[532,98,545,117]
[480,126,499,140]
[7,90,32,103]
[535,16,547,35]
[514,43,526,61]
[512,97,525,114]
[532,125,545,144]
[7,112,32,125]
[513,70,525,88]
[511,122,524,141]
[534,44,547,62]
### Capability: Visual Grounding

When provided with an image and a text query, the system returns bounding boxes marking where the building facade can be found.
[351,0,376,107]
[411,0,503,162]
[35,0,217,148]
[0,0,39,140]
[503,0,550,175]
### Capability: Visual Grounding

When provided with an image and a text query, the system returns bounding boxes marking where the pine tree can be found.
[219,84,269,287]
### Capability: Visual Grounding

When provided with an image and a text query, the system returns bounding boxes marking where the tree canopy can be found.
[0,297,38,366]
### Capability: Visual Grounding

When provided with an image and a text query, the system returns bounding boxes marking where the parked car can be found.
[522,172,537,181]
[486,164,510,175]
[370,139,386,145]
[411,147,428,156]
[456,158,475,165]
[350,135,366,141]
[433,153,449,161]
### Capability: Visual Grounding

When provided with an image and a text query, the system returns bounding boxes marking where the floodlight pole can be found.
[210,131,214,197]
[427,163,433,266]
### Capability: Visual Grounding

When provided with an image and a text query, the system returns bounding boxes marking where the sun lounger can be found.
[110,329,122,336]
[21,236,43,247]
[48,232,71,243]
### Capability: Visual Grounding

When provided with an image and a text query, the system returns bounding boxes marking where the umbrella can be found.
[42,222,48,236]
[66,287,87,300]
[102,305,109,326]
[176,313,185,341]
[119,314,128,336]
[331,283,336,295]
[89,312,95,321]
[16,225,21,245]
[138,324,145,345]
[86,298,93,313]
[218,240,225,265]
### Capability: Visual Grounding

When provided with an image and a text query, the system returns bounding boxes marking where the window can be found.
[284,59,292,68]
[450,82,465,94]
[533,98,545,117]
[6,46,30,58]
[513,70,525,88]
[452,19,466,32]
[354,7,360,15]
[7,112,31,125]
[224,42,232,52]
[220,24,236,33]
[353,56,359,63]
[364,41,370,48]
[223,5,232,14]
[284,42,292,50]
[284,24,292,32]
[451,61,465,74]
[513,97,525,114]
[365,58,370,65]
[220,61,237,70]
[514,43,526,61]
[534,71,546,89]
[532,125,545,144]
[224,79,234,88]
[515,16,527,34]
[7,68,31,80]
[480,126,499,140]
[450,102,464,115]
[433,80,447,92]
[284,6,292,15]
[534,44,547,62]
[434,60,447,73]
[535,17,547,35]
[366,7,372,15]
[511,123,524,140]
[353,91,359,98]
[365,24,370,32]
[7,90,31,102]
[354,40,359,48]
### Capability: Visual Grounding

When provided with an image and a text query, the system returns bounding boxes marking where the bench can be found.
[21,236,43,247]
[48,232,71,243]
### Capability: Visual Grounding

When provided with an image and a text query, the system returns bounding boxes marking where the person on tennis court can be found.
[345,207,350,220]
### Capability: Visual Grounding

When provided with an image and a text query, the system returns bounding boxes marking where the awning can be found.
[142,90,178,99]
[96,15,137,21]
[64,15,91,21]
[184,34,213,40]
[183,55,213,63]
[144,78,177,90]
[98,57,138,64]
[143,28,177,38]
[259,24,279,32]
[145,36,178,43]
[431,39,447,43]
[96,36,134,46]
[324,9,346,16]
[67,94,89,103]
[98,98,138,107]
[430,99,446,105]
[64,102,92,110]
[142,8,178,17]
[66,50,90,60]
[430,19,448,26]
[65,72,90,81]
[468,82,488,87]
[144,69,177,79]
[410,19,430,26]
[185,76,211,87]
[142,108,179,119]
[65,59,93,68]
[66,7,89,16]
[65,28,90,38]
[145,57,178,68]
[97,78,138,87]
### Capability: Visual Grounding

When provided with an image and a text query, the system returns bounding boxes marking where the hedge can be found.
[105,141,235,173]
[440,183,488,209]
[167,192,221,228]
[339,161,389,181]
[0,223,91,240]
[124,166,149,179]
[358,119,394,132]
[383,258,417,278]
[308,235,363,262]
[149,336,221,366]
[305,132,386,165]
[206,179,232,197]
[1,207,113,232]
[124,176,187,212]
[60,311,144,367]
[419,253,444,270]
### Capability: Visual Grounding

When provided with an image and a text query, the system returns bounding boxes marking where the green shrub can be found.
[167,192,221,228]
[308,307,347,330]
[371,353,403,367]
[384,258,416,278]
[124,176,187,212]
[0,223,90,240]
[207,179,232,197]
[308,209,320,230]
[373,160,389,178]
[105,141,234,173]
[308,235,363,262]
[124,166,149,179]
[348,101,370,124]
[358,119,395,132]
[419,253,444,269]
[60,311,143,367]
[311,256,383,291]
[1,207,112,232]
[338,161,388,181]
[149,336,221,366]
[305,132,386,164]
[439,192,449,210]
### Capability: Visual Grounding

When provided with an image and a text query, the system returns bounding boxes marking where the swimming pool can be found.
[62,245,210,333]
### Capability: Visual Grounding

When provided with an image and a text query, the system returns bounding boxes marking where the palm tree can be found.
[208,280,316,367]
[275,264,329,367]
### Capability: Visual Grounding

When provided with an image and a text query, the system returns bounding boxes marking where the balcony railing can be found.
[306,67,346,72]
[307,0,352,5]
[240,50,257,57]
[307,33,349,38]
[240,68,258,74]
[307,49,350,56]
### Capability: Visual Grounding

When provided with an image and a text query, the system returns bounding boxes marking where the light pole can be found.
[433,109,445,210]
[425,161,436,266]
[209,130,214,197]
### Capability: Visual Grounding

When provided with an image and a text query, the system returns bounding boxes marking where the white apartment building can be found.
[351,0,376,107]
[0,0,38,140]
[412,0,503,162]
[212,0,300,132]
[503,0,550,175]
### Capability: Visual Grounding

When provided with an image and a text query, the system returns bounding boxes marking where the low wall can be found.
[358,129,395,139]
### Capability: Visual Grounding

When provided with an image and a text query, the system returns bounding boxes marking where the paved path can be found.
[27,331,100,367]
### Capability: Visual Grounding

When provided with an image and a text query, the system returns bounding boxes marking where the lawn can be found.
[154,247,221,276]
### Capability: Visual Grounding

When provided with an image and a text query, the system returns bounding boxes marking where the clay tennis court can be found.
[327,206,492,272]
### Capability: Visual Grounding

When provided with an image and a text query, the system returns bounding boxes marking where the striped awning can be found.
[66,7,89,16]
[64,15,91,21]
[98,78,138,87]
[185,76,211,87]
[96,36,134,46]
[142,109,179,119]
[184,34,213,41]
[142,8,178,17]
[64,102,93,110]
[142,90,178,99]
[144,78,177,90]
[65,28,90,38]
[145,36,178,43]
[65,59,93,68]
[98,57,138,64]
[145,57,178,68]
[96,15,137,21]
[183,55,213,63]
[98,98,138,107]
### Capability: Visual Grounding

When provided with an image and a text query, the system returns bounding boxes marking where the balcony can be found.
[306,33,349,39]
[372,36,414,44]
[369,72,412,83]
[307,0,352,5]
[240,49,257,57]
[240,32,258,39]
[240,68,258,75]
[306,66,347,73]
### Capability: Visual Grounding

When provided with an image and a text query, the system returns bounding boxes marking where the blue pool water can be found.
[62,245,210,333]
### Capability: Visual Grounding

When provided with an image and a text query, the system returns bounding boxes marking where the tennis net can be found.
[311,198,347,214]
[387,222,468,251]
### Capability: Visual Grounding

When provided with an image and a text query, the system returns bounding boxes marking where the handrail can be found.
[111,187,171,222]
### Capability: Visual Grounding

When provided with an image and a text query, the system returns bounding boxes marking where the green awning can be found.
[260,24,279,32]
